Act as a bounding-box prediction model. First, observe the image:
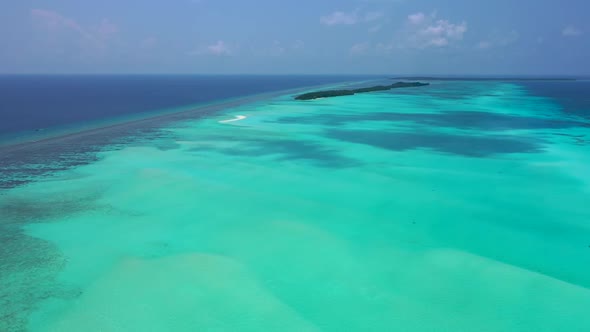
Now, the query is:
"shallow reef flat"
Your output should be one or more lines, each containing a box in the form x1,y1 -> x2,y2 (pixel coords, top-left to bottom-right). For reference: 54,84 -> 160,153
2,80 -> 590,331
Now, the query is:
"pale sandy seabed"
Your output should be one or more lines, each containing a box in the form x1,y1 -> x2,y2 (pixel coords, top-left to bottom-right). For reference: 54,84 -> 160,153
1,81 -> 590,331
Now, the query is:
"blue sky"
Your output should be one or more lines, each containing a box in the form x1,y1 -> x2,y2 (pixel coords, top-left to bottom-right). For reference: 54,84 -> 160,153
0,0 -> 588,75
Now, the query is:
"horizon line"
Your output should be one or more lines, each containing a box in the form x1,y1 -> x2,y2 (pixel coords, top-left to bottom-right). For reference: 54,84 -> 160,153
0,73 -> 588,78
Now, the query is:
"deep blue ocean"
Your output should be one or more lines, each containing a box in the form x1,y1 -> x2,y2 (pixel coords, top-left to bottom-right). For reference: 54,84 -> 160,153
0,75 -> 372,137
522,80 -> 590,119
1,76 -> 588,140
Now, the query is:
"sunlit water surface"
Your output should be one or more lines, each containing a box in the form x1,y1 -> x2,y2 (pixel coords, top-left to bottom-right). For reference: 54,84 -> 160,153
1,80 -> 590,331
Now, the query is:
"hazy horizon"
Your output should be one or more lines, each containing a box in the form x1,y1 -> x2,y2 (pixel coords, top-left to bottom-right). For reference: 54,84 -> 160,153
1,73 -> 588,78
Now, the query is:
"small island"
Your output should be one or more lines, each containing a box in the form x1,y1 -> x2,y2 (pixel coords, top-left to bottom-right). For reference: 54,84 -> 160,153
390,76 -> 577,81
295,82 -> 429,100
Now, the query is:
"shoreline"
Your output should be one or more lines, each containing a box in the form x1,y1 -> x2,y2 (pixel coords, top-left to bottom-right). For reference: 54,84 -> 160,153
294,81 -> 429,100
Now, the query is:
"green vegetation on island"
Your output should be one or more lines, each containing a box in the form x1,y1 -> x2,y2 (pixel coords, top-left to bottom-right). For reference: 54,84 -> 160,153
295,82 -> 429,100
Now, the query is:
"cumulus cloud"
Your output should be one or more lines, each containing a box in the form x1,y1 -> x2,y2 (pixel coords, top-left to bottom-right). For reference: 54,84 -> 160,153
405,12 -> 467,48
422,20 -> 467,46
562,25 -> 582,37
408,12 -> 425,25
346,11 -> 467,55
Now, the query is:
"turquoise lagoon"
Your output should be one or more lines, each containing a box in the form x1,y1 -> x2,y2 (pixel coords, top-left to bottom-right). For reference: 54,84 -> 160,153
1,80 -> 590,331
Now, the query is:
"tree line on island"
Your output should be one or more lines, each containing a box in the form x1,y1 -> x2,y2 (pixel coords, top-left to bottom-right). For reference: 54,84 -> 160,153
295,82 -> 429,100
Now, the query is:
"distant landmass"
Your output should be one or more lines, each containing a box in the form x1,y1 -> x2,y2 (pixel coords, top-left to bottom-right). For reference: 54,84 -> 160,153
295,82 -> 429,100
390,77 -> 577,81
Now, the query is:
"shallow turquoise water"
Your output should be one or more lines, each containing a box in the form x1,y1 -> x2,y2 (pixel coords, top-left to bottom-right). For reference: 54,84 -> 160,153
2,81 -> 590,331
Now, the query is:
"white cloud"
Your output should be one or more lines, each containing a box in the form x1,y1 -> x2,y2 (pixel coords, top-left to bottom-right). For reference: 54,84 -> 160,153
400,12 -> 467,48
562,25 -> 582,37
429,37 -> 449,47
423,20 -> 467,39
207,40 -> 231,55
321,11 -> 358,26
345,11 -> 467,55
408,12 -> 425,25
417,19 -> 467,47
